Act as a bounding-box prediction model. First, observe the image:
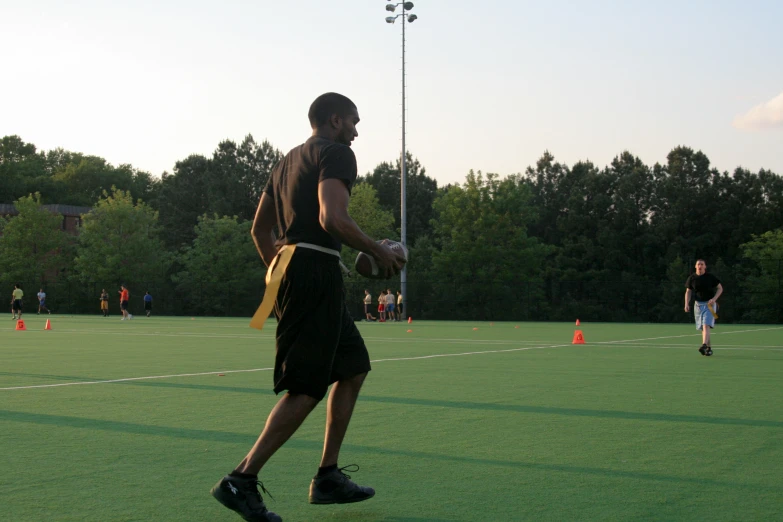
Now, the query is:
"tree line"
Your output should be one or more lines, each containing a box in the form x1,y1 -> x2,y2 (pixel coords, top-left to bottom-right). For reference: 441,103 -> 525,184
1,134 -> 781,322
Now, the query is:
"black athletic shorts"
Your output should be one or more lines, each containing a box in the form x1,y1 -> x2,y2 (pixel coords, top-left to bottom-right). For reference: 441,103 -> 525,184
12,300 -> 22,311
120,300 -> 128,310
272,248 -> 371,401
144,302 -> 152,310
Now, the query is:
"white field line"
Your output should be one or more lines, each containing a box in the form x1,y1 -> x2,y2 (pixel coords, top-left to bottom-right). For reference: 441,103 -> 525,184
0,343 -> 568,391
2,327 -> 781,392
599,326 -> 783,344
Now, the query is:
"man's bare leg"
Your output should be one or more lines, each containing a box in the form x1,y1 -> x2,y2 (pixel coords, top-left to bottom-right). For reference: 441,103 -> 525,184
235,392 -> 319,475
319,372 -> 367,468
704,326 -> 711,347
309,372 -> 374,505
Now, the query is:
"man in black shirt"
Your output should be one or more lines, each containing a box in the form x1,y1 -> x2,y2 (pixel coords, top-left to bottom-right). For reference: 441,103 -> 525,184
211,93 -> 406,522
684,259 -> 723,356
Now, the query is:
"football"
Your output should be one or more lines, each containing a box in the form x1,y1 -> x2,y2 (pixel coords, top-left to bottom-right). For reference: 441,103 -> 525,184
355,240 -> 408,279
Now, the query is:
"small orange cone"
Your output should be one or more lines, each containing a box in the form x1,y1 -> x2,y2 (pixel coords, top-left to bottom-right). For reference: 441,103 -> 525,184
407,317 -> 412,324
473,327 -> 479,331
575,319 -> 580,326
515,325 -> 520,329
406,329 -> 412,333
572,330 -> 585,344
15,320 -> 26,331
44,319 -> 52,330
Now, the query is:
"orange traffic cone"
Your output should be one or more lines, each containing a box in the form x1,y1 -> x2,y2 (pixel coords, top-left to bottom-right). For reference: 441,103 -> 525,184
575,319 -> 580,326
572,330 -> 585,344
44,319 -> 52,330
15,319 -> 26,331
407,317 -> 412,324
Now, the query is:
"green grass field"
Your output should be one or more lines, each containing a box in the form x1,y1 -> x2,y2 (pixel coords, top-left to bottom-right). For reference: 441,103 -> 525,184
1,315 -> 781,521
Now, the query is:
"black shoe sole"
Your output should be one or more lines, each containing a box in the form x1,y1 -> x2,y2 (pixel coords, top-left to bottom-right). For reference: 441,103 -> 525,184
309,491 -> 375,505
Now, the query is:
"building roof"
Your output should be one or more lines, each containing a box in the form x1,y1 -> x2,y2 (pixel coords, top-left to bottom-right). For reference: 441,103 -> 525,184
0,203 -> 92,217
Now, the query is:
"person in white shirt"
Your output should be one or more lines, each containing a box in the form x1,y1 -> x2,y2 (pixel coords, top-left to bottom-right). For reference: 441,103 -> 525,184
37,288 -> 51,315
385,289 -> 395,321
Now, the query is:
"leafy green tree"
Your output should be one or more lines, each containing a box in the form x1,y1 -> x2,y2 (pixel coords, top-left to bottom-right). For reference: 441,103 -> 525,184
173,215 -> 265,315
342,182 -> 395,284
739,230 -> 783,323
430,171 -> 551,319
0,193 -> 73,283
157,136 -> 282,248
74,188 -> 171,284
0,136 -> 48,203
208,135 -> 282,221
358,153 -> 438,246
157,154 -> 212,248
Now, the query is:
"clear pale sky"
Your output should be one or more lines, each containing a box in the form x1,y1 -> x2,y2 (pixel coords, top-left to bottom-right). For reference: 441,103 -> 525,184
2,0 -> 781,185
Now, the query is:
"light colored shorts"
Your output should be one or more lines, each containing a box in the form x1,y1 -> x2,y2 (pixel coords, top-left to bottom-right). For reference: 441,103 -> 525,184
694,301 -> 716,330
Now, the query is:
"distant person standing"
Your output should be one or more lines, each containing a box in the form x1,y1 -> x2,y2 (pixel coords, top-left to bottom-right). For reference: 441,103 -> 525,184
363,290 -> 375,321
396,290 -> 403,322
37,288 -> 51,315
385,288 -> 395,321
377,291 -> 386,321
119,285 -> 132,321
100,289 -> 110,317
684,259 -> 723,356
144,291 -> 153,317
11,284 -> 24,320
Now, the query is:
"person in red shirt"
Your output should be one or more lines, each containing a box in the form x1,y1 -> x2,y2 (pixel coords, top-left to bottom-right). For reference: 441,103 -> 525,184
118,285 -> 132,321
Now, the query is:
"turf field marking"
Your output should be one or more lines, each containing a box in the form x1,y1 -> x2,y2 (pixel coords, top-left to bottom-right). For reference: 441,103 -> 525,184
600,326 -> 783,344
0,368 -> 273,391
3,327 -> 782,391
0,343 -> 569,391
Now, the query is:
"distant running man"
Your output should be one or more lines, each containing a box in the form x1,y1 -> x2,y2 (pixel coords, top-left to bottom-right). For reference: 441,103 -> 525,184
396,290 -> 403,321
37,288 -> 51,315
144,291 -> 153,317
684,259 -> 723,356
210,92 -> 405,522
11,284 -> 23,320
119,285 -> 132,320
100,289 -> 109,317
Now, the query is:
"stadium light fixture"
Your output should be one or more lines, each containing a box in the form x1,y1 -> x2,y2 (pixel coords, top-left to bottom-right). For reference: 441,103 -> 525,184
383,1 -> 418,316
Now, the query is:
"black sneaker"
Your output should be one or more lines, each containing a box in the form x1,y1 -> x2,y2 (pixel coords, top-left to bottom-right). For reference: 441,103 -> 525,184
309,465 -> 375,505
705,347 -> 713,356
698,345 -> 708,356
211,474 -> 281,522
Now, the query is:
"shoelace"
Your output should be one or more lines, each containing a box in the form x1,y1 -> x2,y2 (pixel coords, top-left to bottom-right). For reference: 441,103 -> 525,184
337,464 -> 360,481
251,480 -> 275,502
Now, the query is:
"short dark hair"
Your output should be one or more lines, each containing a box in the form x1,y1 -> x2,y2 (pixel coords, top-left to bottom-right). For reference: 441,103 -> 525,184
308,92 -> 356,128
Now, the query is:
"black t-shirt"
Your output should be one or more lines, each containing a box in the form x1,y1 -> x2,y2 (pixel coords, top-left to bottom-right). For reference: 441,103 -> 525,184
685,273 -> 721,302
263,136 -> 357,251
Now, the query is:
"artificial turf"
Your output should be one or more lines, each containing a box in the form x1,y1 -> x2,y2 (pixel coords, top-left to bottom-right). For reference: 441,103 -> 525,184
1,316 -> 781,521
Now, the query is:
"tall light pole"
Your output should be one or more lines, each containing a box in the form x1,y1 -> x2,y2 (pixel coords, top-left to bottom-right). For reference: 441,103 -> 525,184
385,1 -> 417,317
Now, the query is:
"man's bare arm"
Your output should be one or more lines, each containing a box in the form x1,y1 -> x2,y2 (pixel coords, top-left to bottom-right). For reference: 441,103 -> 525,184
684,289 -> 692,312
318,179 -> 382,255
710,283 -> 723,304
318,179 -> 405,277
251,192 -> 279,267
